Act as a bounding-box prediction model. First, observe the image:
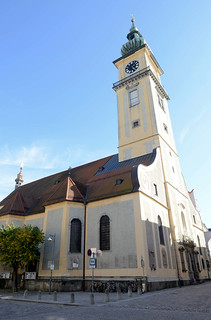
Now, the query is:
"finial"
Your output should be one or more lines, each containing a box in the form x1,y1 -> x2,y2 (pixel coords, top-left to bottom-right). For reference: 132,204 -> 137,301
130,13 -> 135,23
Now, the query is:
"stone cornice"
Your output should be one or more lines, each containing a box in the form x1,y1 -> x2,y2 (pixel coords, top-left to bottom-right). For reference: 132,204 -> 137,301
112,66 -> 170,100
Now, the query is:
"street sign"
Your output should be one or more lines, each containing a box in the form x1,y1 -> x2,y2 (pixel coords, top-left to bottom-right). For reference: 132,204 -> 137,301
87,249 -> 92,256
90,248 -> 96,258
89,258 -> 96,269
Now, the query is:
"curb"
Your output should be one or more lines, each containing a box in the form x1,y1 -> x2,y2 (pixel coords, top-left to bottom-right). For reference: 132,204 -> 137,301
0,297 -> 83,307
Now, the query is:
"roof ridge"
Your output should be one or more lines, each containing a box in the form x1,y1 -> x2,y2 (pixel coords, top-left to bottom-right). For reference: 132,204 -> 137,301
10,192 -> 25,214
43,177 -> 69,205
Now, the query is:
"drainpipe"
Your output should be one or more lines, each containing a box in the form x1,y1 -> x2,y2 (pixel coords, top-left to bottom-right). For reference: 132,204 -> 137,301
83,186 -> 89,291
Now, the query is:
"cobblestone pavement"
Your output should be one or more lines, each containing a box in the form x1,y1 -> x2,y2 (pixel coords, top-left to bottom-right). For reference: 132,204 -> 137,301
0,282 -> 210,319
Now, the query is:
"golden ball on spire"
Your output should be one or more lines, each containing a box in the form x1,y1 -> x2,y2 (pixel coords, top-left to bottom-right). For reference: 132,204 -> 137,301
130,13 -> 135,22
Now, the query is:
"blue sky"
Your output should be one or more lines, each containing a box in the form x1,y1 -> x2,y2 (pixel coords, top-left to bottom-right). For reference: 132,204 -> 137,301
0,1 -> 210,227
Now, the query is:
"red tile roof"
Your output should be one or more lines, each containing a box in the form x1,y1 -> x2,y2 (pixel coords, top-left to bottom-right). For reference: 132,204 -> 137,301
0,151 -> 156,217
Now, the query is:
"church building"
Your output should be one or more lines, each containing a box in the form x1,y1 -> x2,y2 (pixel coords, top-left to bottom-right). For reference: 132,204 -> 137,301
0,19 -> 209,292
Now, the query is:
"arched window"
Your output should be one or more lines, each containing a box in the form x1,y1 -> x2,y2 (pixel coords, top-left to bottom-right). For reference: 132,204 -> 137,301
100,215 -> 110,251
158,216 -> 165,245
70,219 -> 81,253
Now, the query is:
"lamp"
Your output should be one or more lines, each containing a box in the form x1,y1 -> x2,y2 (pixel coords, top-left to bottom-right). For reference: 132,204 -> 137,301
47,233 -> 56,294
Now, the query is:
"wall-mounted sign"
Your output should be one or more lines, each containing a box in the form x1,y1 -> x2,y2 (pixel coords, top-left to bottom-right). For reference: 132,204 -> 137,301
1,272 -> 10,279
25,272 -> 36,280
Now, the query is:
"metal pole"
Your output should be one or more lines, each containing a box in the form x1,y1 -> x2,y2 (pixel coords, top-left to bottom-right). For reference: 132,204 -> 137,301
91,252 -> 95,293
48,234 -> 55,295
92,268 -> 94,293
49,269 -> 52,295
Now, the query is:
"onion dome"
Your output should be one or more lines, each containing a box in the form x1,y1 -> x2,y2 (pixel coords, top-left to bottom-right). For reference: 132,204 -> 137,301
121,17 -> 145,56
15,165 -> 23,189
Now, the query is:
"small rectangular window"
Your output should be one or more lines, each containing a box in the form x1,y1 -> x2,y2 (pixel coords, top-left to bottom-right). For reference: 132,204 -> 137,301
154,184 -> 158,196
163,123 -> 168,133
129,89 -> 139,107
158,94 -> 165,111
132,120 -> 140,128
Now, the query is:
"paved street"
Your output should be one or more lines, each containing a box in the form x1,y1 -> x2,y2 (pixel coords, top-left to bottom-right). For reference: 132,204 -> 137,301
0,282 -> 211,319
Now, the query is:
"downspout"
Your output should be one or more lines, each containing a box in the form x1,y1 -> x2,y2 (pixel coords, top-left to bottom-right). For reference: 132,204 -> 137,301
83,186 -> 89,291
159,149 -> 182,287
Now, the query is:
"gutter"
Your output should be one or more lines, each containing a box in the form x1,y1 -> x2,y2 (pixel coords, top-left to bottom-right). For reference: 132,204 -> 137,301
82,186 -> 89,291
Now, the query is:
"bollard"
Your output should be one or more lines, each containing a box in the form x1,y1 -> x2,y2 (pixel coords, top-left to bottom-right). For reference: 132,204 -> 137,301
89,293 -> 94,305
137,285 -> 142,295
104,288 -> 109,302
23,290 -> 28,299
128,285 -> 132,297
37,290 -> 42,300
53,291 -> 57,301
70,292 -> 75,303
117,287 -> 121,300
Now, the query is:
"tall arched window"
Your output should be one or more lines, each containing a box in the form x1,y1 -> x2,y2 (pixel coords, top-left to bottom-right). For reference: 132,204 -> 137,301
158,215 -> 165,245
70,219 -> 81,253
100,215 -> 110,251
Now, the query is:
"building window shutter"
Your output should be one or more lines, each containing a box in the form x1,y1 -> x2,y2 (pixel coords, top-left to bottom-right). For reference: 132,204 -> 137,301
100,215 -> 110,251
70,219 -> 81,253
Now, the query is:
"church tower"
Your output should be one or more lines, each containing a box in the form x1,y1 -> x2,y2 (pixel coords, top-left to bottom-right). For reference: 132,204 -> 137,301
113,18 -> 176,163
15,165 -> 23,189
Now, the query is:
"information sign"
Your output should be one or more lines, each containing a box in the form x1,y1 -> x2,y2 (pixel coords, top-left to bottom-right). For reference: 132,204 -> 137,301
89,258 -> 96,269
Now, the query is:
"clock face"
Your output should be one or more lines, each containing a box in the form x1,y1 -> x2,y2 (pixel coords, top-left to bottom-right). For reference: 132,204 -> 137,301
125,60 -> 139,74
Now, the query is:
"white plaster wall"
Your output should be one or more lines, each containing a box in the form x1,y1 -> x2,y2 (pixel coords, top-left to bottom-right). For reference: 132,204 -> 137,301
139,192 -> 176,280
86,199 -> 137,269
137,148 -> 167,207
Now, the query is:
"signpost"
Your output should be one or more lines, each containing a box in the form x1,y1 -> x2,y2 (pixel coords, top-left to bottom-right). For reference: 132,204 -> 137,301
88,248 -> 96,293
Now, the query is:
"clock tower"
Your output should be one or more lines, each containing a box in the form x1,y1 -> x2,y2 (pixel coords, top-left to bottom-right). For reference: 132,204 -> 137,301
113,18 -> 176,162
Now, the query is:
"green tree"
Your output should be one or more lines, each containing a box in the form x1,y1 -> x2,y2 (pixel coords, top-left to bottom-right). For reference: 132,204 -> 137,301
0,224 -> 45,292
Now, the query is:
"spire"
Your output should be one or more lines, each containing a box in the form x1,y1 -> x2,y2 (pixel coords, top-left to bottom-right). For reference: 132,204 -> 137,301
15,164 -> 23,189
121,16 -> 145,56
